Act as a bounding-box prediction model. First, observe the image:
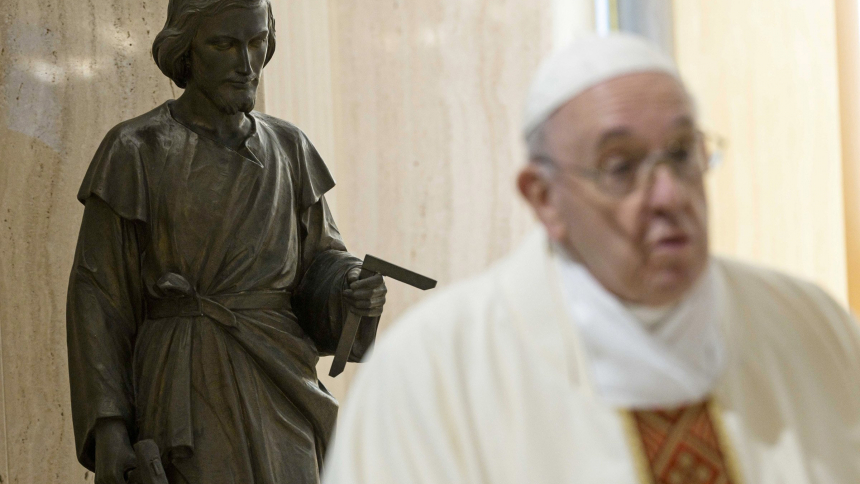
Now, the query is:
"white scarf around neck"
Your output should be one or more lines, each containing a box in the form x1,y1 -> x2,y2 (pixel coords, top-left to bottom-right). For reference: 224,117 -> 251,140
553,249 -> 726,409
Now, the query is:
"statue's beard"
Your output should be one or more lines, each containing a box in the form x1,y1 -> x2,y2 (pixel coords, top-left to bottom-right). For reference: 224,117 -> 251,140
200,82 -> 257,115
189,61 -> 258,115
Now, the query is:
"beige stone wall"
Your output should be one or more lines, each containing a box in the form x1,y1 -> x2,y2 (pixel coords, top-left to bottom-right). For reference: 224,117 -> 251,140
673,0 -> 851,308
263,0 -> 557,400
0,1 -> 173,482
324,0 -> 553,395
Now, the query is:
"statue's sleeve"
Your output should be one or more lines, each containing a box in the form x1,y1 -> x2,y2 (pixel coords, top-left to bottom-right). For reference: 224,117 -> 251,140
66,196 -> 144,471
76,124 -> 148,222
289,130 -> 377,360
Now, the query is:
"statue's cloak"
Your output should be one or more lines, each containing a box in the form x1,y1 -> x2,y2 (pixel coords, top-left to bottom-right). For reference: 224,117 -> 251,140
67,102 -> 374,483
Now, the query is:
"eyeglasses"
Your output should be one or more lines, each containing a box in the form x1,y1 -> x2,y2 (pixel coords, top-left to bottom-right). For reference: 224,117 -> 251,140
534,131 -> 725,197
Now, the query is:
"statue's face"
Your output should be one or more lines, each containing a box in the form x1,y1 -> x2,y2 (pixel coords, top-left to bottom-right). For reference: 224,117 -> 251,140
187,4 -> 269,114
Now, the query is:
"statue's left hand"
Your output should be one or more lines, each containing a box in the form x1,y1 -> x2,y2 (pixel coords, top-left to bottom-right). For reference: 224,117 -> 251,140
344,267 -> 387,317
94,418 -> 136,484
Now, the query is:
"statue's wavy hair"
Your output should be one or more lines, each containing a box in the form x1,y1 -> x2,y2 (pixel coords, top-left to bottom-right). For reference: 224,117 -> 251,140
152,0 -> 276,89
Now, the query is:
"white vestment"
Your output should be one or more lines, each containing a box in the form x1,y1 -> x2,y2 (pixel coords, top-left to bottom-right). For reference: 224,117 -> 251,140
323,231 -> 860,484
554,248 -> 726,409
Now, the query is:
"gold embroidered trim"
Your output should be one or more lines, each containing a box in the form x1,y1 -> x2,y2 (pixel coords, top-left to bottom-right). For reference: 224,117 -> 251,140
620,409 -> 657,484
707,399 -> 746,484
622,398 -> 743,484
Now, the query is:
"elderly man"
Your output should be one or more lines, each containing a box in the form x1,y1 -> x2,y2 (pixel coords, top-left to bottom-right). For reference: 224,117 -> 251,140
323,34 -> 860,484
66,0 -> 387,483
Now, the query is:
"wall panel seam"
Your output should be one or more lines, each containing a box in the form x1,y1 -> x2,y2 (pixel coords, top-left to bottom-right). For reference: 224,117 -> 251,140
1,323 -> 8,483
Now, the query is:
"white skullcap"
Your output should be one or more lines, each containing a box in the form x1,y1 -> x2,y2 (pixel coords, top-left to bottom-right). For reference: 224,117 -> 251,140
523,33 -> 680,137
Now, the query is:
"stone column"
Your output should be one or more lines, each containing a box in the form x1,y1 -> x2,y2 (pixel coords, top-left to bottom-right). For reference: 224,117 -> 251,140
835,0 -> 860,313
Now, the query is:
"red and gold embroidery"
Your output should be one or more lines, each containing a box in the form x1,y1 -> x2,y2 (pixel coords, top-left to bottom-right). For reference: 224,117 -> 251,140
623,400 -> 743,484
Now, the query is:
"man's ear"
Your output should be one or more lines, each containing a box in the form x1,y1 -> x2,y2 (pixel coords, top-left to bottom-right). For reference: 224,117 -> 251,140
517,163 -> 566,242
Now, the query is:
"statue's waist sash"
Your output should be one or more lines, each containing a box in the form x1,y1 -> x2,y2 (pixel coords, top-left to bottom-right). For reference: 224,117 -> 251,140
146,290 -> 293,328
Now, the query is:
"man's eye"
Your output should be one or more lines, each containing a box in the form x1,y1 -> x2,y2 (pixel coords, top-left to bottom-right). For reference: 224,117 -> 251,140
666,137 -> 696,160
667,145 -> 693,164
603,156 -> 638,176
251,39 -> 266,48
213,41 -> 233,50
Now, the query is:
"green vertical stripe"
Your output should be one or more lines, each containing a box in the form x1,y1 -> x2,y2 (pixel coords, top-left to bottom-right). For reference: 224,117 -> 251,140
609,0 -> 620,31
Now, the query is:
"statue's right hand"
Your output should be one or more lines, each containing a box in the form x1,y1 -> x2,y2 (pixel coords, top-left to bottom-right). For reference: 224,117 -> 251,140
94,419 -> 137,484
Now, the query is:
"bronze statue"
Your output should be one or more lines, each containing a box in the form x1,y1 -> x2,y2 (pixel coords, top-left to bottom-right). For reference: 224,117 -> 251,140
65,0 -> 387,482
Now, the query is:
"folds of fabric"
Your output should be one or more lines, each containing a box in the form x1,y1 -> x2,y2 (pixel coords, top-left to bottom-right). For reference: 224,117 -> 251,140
66,197 -> 144,470
67,103 -> 372,482
293,250 -> 370,360
554,253 -> 726,409
323,230 -> 860,484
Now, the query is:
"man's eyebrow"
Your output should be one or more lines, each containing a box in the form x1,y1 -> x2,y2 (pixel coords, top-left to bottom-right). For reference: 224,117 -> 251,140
595,116 -> 696,148
206,34 -> 235,43
596,128 -> 634,149
672,116 -> 695,128
205,30 -> 268,42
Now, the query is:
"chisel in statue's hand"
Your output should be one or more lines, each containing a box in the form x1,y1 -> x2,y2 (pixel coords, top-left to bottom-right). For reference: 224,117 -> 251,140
330,255 -> 436,377
125,440 -> 168,484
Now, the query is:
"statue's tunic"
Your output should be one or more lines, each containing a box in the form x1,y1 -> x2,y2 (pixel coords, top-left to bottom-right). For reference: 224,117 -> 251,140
67,102 -> 373,483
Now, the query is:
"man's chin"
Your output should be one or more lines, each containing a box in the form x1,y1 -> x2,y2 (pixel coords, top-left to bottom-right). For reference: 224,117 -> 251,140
228,95 -> 256,114
211,89 -> 257,115
235,91 -> 257,113
643,260 -> 707,305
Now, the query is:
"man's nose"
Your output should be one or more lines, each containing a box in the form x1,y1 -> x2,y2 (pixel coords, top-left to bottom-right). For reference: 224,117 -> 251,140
645,164 -> 688,209
237,46 -> 253,74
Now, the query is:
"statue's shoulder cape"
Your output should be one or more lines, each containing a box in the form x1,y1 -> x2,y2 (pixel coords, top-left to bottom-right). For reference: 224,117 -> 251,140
77,103 -> 336,222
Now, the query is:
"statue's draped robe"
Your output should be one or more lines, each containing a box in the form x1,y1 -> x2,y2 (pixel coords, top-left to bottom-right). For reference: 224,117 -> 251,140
67,102 -> 374,484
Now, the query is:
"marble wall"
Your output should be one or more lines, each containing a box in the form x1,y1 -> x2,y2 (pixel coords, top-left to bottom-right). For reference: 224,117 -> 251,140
674,0 -> 852,308
322,0 -> 555,394
263,0 -> 559,400
0,1 -> 173,482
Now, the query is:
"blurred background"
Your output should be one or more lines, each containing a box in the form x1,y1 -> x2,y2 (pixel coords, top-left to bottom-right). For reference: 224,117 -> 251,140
1,0 -> 859,481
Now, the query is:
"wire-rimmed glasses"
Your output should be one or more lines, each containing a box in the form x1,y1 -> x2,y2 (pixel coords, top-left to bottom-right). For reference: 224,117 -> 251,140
533,131 -> 725,197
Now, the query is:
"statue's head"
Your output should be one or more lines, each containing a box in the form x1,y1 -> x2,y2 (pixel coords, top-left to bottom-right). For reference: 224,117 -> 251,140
152,0 -> 276,114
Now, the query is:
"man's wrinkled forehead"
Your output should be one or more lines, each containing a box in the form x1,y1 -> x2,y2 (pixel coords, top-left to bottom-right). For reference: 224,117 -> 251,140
575,72 -> 693,129
544,72 -> 695,156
